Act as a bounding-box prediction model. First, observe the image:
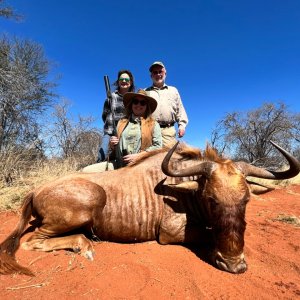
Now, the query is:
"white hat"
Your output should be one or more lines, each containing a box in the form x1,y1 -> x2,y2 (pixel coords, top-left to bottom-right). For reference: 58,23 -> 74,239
149,61 -> 165,72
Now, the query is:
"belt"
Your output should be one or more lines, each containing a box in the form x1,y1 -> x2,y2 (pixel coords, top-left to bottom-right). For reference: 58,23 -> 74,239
159,122 -> 175,128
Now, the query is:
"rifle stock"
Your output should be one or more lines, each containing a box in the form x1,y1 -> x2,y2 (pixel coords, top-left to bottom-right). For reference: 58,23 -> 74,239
103,75 -> 124,168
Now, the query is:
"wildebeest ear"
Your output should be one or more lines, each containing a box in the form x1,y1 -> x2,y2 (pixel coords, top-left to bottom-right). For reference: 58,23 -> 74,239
246,179 -> 275,195
166,181 -> 199,193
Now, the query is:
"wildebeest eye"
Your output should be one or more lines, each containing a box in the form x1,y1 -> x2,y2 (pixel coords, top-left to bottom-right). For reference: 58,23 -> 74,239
208,197 -> 217,204
208,197 -> 218,210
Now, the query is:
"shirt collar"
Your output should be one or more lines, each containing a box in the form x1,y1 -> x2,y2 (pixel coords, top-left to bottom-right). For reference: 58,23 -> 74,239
115,90 -> 123,97
130,114 -> 141,123
151,83 -> 168,90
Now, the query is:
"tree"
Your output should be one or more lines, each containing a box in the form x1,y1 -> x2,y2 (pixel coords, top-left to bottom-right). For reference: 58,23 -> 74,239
291,113 -> 300,161
292,113 -> 300,143
45,99 -> 102,163
0,35 -> 56,152
0,0 -> 21,20
210,102 -> 295,168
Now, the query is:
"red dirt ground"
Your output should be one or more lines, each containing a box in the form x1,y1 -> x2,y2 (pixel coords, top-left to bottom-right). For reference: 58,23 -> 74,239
0,185 -> 300,300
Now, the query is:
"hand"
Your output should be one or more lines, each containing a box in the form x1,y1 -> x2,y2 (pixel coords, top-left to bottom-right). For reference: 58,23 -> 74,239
123,153 -> 139,164
109,136 -> 119,149
178,128 -> 185,138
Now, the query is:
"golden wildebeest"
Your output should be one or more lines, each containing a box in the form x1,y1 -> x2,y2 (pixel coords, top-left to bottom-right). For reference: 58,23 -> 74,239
0,141 -> 299,276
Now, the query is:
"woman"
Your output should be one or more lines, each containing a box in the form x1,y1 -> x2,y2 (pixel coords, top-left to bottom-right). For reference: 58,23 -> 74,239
82,89 -> 162,172
98,70 -> 135,162
110,89 -> 162,166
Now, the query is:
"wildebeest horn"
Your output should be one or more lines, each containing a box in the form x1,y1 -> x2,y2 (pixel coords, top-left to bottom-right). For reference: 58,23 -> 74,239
162,142 -> 214,177
167,181 -> 199,192
235,140 -> 300,180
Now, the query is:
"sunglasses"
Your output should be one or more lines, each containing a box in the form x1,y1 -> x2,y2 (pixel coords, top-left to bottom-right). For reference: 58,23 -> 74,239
119,77 -> 130,82
132,99 -> 146,106
152,70 -> 163,75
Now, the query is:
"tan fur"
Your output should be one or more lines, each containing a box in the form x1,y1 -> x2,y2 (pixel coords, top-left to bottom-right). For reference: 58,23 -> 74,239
208,162 -> 248,205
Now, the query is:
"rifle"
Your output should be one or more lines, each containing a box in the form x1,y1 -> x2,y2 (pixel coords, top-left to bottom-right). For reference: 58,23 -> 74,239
104,75 -> 124,169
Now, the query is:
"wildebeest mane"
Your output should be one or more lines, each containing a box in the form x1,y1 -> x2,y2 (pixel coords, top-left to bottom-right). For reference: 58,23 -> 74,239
203,144 -> 229,164
129,143 -> 227,167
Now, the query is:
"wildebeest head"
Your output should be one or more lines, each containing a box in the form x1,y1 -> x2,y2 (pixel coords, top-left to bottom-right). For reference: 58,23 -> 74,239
162,141 -> 300,274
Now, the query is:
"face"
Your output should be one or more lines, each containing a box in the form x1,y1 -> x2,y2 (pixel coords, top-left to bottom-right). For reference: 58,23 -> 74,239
118,73 -> 131,91
151,66 -> 166,87
202,171 -> 249,274
131,97 -> 147,117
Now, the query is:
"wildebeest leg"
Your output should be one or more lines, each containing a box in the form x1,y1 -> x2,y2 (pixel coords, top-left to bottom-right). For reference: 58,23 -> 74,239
158,201 -> 188,244
21,179 -> 107,260
21,214 -> 97,260
22,230 -> 95,260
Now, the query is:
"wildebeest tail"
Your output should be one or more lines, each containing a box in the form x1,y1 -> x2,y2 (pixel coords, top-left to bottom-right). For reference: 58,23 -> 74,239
0,192 -> 35,276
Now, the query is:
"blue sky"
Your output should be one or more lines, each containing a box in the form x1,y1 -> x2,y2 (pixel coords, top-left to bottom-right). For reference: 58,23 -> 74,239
1,0 -> 300,148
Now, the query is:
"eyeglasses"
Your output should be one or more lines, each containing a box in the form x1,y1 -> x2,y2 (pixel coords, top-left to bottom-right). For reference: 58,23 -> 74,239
132,99 -> 146,106
152,70 -> 163,75
119,77 -> 130,82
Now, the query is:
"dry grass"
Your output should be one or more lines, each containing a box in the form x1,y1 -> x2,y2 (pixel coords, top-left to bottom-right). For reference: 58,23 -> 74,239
274,214 -> 300,227
0,158 -> 80,211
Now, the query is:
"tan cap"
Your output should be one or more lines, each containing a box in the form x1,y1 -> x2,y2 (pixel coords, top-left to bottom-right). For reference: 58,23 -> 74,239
123,89 -> 157,113
149,61 -> 165,72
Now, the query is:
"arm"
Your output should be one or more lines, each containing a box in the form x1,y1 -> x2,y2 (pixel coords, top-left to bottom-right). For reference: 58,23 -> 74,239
102,99 -> 110,122
174,89 -> 188,137
175,90 -> 188,128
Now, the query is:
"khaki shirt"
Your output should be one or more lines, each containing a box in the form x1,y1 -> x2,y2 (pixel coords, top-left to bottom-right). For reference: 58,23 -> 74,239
145,84 -> 188,129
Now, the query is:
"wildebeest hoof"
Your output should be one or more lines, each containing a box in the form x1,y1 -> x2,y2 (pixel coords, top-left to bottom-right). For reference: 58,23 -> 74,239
73,247 -> 81,253
21,240 -> 44,251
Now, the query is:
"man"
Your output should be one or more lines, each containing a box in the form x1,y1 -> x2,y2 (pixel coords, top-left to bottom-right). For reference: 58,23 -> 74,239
145,61 -> 188,146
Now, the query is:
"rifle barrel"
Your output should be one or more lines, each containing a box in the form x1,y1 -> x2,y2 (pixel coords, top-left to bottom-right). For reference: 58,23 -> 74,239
104,75 -> 111,98
103,75 -> 123,169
